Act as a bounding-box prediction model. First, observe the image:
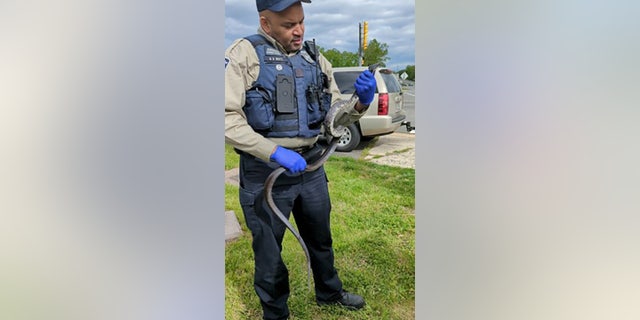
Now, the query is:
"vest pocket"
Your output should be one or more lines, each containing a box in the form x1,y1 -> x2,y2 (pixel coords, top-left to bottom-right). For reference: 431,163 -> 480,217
307,91 -> 331,129
244,87 -> 274,130
307,99 -> 323,128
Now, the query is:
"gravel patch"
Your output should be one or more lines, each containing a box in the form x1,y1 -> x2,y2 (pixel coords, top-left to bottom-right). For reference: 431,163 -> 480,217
366,148 -> 415,169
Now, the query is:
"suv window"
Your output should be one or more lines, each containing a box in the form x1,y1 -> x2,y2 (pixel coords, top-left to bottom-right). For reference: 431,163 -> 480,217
379,72 -> 402,93
333,68 -> 401,94
333,71 -> 376,94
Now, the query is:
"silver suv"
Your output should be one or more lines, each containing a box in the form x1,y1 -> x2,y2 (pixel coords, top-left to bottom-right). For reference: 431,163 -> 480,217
329,66 -> 406,152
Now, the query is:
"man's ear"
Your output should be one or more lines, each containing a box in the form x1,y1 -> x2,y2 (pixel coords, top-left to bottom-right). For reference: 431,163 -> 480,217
259,15 -> 271,34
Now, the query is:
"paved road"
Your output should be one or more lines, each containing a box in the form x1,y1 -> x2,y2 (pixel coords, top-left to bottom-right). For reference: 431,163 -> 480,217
396,85 -> 415,133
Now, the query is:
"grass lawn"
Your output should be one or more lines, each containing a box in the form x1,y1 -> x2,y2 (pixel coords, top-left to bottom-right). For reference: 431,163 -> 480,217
225,144 -> 415,319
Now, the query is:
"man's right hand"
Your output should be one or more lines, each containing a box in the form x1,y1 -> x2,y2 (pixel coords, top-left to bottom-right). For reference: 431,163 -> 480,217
270,146 -> 307,173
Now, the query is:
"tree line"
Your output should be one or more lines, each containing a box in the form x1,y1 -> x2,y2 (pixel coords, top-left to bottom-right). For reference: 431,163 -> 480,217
318,39 -> 415,81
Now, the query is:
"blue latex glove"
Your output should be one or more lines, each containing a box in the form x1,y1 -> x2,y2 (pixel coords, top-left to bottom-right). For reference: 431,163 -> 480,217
270,146 -> 307,173
353,69 -> 376,105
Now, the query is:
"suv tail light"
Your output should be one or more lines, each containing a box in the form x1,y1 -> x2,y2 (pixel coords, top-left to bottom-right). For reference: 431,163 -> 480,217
378,93 -> 389,115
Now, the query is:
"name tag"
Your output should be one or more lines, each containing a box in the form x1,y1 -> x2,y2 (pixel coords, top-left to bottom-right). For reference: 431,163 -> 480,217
265,47 -> 286,63
265,55 -> 286,63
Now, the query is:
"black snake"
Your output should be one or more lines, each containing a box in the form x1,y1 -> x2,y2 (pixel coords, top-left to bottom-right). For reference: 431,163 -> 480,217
263,137 -> 341,291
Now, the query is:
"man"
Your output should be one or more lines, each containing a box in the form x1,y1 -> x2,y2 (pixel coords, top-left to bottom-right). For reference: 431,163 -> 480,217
224,0 -> 376,319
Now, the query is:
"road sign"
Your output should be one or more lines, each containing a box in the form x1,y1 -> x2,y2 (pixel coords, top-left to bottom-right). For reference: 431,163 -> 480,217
400,72 -> 408,80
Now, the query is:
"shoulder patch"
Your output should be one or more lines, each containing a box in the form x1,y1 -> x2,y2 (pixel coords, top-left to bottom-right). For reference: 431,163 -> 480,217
225,56 -> 230,69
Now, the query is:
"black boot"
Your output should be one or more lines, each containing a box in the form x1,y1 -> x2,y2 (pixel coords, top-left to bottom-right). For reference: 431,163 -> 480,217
317,290 -> 365,310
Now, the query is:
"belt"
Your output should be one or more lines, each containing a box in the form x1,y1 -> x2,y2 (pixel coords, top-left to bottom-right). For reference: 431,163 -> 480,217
234,143 -> 318,159
299,143 -> 322,164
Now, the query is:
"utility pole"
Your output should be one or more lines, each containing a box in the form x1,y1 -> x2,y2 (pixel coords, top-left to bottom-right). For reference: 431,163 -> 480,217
358,22 -> 363,66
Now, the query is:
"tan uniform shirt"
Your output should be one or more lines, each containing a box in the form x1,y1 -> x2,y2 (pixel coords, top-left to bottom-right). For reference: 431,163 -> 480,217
225,28 -> 365,162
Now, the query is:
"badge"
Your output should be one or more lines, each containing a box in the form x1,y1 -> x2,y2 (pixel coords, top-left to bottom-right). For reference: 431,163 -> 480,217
276,64 -> 283,71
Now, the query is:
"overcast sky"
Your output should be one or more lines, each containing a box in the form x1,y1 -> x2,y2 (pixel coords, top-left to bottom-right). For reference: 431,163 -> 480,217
225,0 -> 415,71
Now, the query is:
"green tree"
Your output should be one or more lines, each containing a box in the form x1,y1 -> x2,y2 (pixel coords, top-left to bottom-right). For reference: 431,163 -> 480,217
319,48 -> 360,67
363,39 -> 390,67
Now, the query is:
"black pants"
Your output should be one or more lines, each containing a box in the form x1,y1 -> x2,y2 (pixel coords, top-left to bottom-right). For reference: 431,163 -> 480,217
238,149 -> 343,320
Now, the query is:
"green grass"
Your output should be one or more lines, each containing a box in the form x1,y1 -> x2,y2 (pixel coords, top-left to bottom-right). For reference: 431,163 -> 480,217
225,144 -> 240,170
225,144 -> 415,319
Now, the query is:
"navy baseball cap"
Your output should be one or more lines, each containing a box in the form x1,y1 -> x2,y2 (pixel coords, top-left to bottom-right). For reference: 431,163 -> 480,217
257,0 -> 311,12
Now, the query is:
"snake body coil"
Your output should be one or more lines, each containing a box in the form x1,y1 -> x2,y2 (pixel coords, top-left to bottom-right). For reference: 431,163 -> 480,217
263,137 -> 340,291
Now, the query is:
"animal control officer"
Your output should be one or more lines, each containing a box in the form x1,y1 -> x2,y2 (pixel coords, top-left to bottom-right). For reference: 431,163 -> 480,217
224,0 -> 376,318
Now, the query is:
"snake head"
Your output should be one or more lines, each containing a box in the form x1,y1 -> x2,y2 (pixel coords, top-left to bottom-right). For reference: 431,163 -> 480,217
368,63 -> 380,74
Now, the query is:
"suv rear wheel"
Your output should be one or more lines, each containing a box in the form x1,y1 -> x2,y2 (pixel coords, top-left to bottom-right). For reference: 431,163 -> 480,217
336,123 -> 361,152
